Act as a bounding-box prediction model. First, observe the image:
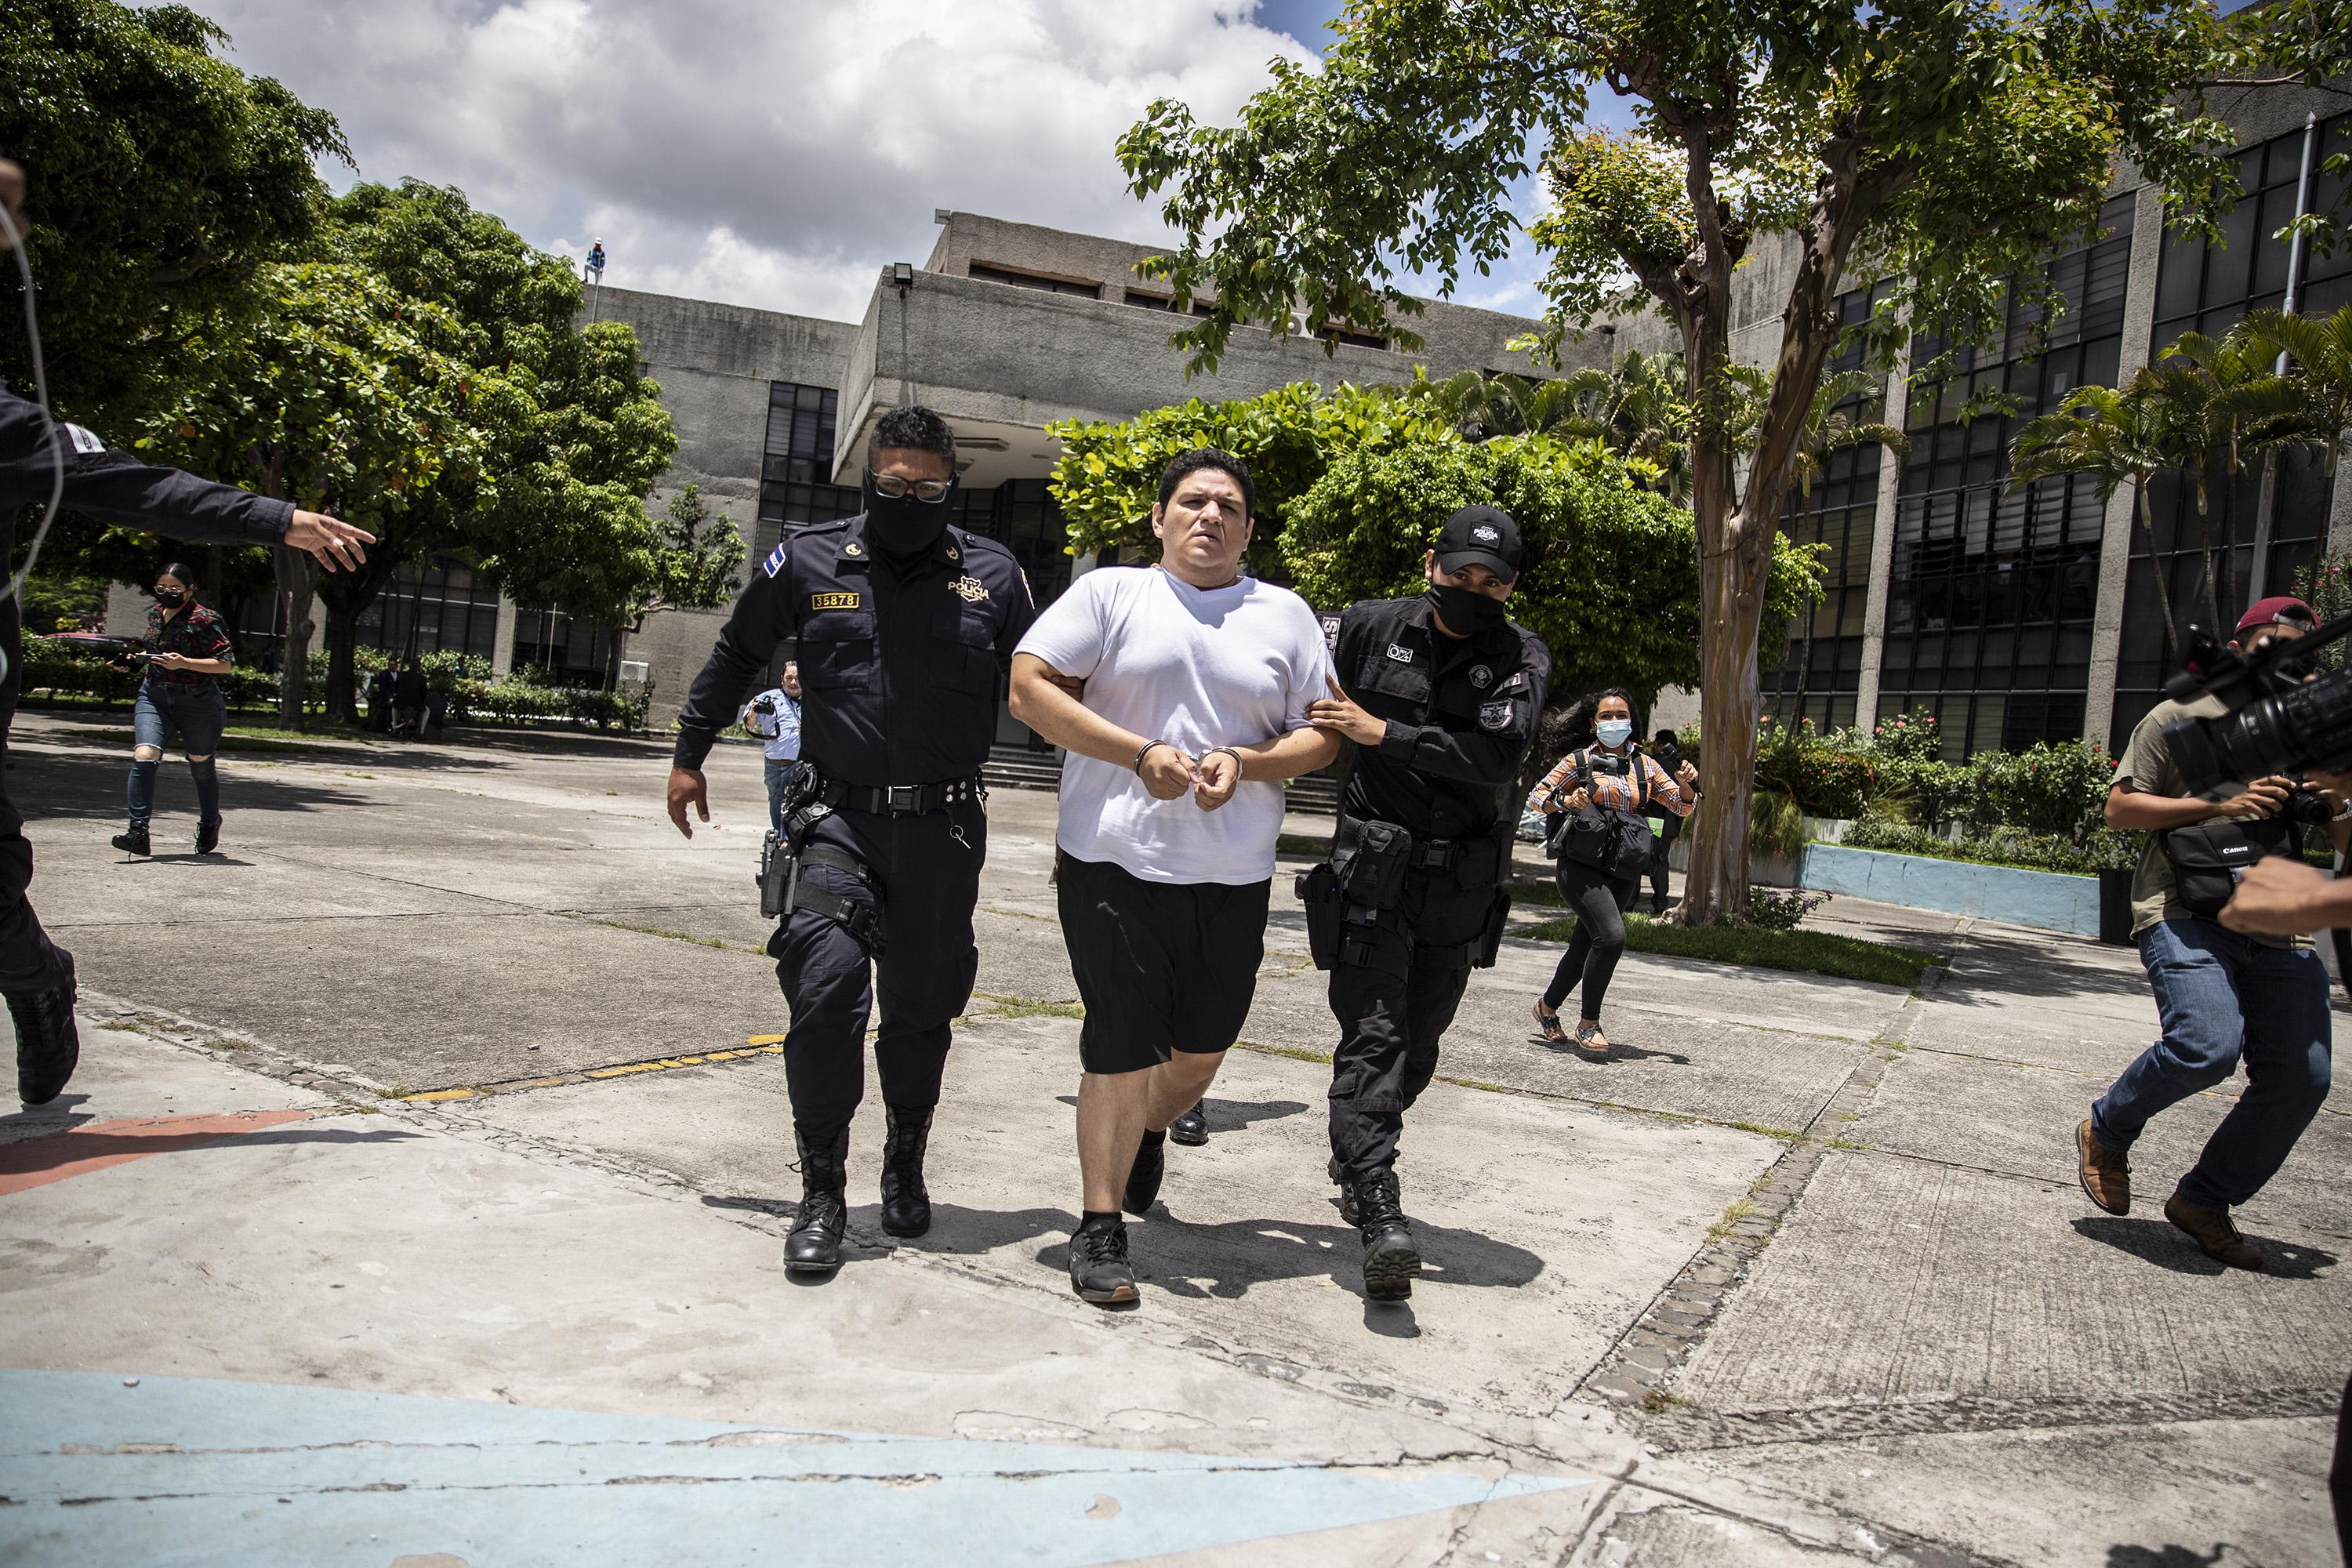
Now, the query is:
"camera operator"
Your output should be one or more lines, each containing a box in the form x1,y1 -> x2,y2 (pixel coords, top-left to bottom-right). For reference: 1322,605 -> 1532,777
107,562 -> 234,858
739,662 -> 803,837
2074,597 -> 2347,1271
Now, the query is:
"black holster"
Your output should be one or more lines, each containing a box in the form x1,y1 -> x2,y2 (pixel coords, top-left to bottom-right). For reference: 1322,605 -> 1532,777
1298,862 -> 1342,971
759,765 -> 887,955
1332,816 -> 1414,909
1475,887 -> 1512,969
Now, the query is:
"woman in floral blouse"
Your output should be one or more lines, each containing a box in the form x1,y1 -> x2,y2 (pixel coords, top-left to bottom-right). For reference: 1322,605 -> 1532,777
110,563 -> 235,858
1526,689 -> 1698,1054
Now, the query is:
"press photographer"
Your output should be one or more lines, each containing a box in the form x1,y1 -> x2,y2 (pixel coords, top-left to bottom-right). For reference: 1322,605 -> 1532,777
2074,596 -> 2349,1272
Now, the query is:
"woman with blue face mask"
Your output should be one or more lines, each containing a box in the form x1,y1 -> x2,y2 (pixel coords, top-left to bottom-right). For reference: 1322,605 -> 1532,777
1526,688 -> 1699,1055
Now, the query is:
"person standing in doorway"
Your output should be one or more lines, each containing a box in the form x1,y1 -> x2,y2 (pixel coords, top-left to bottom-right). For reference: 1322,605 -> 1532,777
1527,690 -> 1697,1055
1009,448 -> 1338,1306
740,662 -> 804,837
109,564 -> 234,858
1299,505 -> 1548,1301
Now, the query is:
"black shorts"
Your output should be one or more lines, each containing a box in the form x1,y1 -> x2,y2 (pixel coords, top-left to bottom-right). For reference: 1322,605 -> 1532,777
1055,851 -> 1272,1075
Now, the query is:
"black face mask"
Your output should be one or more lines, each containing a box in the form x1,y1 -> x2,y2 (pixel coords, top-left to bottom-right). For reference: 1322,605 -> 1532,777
1426,583 -> 1505,637
862,474 -> 956,560
154,589 -> 186,609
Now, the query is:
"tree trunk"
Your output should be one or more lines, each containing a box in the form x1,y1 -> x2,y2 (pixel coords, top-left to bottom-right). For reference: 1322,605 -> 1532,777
273,550 -> 318,730
324,604 -> 361,728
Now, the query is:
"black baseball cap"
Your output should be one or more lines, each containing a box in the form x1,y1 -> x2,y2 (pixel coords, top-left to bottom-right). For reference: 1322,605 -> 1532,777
1434,506 -> 1521,582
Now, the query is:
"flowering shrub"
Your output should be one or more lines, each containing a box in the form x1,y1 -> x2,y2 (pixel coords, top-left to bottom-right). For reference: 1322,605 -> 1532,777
1869,706 -> 1944,764
1960,740 -> 2115,839
1754,717 -> 1875,818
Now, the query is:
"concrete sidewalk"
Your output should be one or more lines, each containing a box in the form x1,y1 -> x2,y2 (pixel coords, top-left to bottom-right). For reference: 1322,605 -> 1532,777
4,710 -> 2346,1565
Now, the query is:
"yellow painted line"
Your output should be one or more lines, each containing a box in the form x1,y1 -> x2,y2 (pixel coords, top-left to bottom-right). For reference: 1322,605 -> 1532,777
747,1034 -> 788,1046
395,1042 -> 787,1105
407,1088 -> 476,1102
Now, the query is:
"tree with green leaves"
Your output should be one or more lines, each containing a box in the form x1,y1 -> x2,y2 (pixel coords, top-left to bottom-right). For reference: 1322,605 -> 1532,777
0,0 -> 343,426
303,181 -> 677,718
590,484 -> 746,688
1049,379 -> 1461,574
1116,0 -> 2250,922
137,263 -> 486,726
2239,303 -> 2352,477
2147,331 -> 2303,635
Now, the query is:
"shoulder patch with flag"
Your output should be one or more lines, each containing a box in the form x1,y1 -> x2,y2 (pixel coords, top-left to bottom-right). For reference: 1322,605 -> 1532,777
761,543 -> 788,579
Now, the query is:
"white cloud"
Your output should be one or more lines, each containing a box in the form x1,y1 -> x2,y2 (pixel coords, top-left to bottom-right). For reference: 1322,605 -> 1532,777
187,0 -> 1328,321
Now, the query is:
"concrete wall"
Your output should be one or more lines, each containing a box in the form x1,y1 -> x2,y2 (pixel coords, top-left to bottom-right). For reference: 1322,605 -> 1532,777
586,288 -> 857,723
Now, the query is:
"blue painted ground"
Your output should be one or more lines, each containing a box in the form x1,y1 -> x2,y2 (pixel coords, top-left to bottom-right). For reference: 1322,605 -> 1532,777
0,1370 -> 1587,1566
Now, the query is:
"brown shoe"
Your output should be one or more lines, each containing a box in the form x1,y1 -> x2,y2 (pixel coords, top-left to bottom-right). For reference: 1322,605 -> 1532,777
2164,1194 -> 2264,1271
2075,1119 -> 2130,1216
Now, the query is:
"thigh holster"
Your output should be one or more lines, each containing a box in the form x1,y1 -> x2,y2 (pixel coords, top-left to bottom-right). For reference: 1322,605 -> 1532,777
760,833 -> 885,956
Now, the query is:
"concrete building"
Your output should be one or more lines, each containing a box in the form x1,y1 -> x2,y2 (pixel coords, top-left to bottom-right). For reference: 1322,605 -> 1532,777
131,84 -> 2347,758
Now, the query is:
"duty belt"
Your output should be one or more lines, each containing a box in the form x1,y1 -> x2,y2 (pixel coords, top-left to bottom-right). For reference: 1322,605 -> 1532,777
819,775 -> 985,818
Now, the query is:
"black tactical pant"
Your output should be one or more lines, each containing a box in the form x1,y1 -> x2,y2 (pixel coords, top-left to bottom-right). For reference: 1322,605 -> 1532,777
1327,865 -> 1495,1182
768,796 -> 985,1144
0,655 -> 71,999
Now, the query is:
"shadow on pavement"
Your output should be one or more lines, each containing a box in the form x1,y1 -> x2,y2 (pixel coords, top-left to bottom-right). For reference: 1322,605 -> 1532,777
2105,1545 -> 2230,1567
1933,924 -> 2157,1007
2071,1215 -> 2339,1280
0,1123 -> 421,1181
14,746 -> 376,822
1530,1034 -> 1693,1066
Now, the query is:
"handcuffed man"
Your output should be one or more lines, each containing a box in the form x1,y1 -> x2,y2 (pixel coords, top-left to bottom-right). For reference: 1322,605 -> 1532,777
1008,448 -> 1338,1305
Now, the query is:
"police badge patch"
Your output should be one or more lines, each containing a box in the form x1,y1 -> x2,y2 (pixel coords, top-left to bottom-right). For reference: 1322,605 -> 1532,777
1320,615 -> 1341,652
1470,665 -> 1493,688
1479,700 -> 1512,731
952,575 -> 991,604
761,543 -> 789,579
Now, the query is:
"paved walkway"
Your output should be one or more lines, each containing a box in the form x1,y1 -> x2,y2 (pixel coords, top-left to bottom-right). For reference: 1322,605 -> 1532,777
2,710 -> 2345,1565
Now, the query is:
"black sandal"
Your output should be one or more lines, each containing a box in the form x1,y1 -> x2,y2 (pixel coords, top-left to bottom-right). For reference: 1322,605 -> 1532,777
1533,999 -> 1566,1043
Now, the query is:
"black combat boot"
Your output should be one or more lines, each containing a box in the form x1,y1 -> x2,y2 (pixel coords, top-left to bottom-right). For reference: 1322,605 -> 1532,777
1168,1099 -> 1208,1146
879,1104 -> 934,1238
111,826 -> 150,858
1352,1169 -> 1420,1302
784,1127 -> 851,1273
1330,1156 -> 1405,1229
9,953 -> 80,1107
1123,1127 -> 1167,1217
195,818 -> 221,855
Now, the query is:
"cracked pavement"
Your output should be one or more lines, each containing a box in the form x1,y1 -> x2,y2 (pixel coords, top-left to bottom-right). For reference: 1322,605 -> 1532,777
1,710 -> 2344,1566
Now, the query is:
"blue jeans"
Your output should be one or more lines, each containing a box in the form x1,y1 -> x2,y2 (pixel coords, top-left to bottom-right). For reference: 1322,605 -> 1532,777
129,681 -> 227,830
2091,918 -> 2332,1210
763,759 -> 800,838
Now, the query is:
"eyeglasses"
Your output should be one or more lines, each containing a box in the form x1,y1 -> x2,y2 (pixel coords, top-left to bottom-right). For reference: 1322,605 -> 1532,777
867,470 -> 953,503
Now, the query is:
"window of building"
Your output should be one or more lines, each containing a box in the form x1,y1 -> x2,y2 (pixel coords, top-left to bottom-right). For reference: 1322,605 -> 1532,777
1875,193 -> 2134,758
356,557 -> 503,662
756,380 -> 861,558
511,605 -> 612,688
1315,323 -> 1391,351
2112,112 -> 2351,749
968,262 -> 1102,299
1769,282 -> 1892,734
1123,289 -> 1215,316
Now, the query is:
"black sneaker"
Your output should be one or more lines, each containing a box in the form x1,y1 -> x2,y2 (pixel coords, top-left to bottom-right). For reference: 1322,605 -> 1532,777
195,818 -> 220,855
1122,1128 -> 1166,1217
10,953 -> 80,1107
1069,1220 -> 1137,1305
111,827 -> 151,858
1168,1100 -> 1208,1146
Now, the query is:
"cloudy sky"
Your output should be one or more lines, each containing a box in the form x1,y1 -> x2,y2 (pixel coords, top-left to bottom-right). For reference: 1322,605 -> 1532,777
185,0 -> 1553,324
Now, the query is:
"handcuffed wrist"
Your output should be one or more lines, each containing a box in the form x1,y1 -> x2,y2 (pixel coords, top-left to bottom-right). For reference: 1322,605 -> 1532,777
1134,739 -> 1170,774
1206,746 -> 1244,781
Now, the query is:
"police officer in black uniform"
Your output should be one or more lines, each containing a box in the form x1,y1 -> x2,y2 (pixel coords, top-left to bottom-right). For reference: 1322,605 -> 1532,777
1301,506 -> 1548,1300
665,406 -> 1034,1274
0,152 -> 377,1106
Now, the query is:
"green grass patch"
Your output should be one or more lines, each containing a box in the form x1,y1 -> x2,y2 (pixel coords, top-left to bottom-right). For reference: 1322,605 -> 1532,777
1275,833 -> 1332,858
1516,911 -> 1943,989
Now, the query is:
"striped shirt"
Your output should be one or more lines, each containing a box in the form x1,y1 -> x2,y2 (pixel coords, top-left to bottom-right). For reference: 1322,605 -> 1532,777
1528,746 -> 1694,818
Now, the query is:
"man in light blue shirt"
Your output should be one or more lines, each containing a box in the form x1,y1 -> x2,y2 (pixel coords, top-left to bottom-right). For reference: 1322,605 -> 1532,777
739,662 -> 802,836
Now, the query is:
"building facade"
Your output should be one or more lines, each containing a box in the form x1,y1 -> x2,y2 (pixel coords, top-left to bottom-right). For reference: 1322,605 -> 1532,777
122,85 -> 2349,758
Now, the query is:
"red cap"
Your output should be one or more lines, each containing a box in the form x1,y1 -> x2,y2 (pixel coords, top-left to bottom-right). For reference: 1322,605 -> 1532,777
2235,595 -> 2316,636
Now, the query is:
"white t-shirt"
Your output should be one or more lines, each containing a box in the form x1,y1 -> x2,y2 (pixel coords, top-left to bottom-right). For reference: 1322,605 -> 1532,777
1016,564 -> 1334,886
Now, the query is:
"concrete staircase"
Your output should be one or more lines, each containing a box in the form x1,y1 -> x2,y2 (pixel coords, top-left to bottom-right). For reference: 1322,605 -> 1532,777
983,746 -> 1339,815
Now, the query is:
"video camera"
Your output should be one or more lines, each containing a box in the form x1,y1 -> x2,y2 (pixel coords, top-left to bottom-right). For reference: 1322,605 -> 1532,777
2160,613 -> 2352,795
